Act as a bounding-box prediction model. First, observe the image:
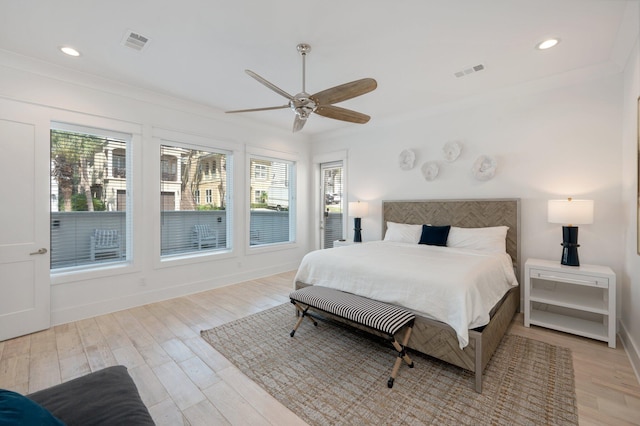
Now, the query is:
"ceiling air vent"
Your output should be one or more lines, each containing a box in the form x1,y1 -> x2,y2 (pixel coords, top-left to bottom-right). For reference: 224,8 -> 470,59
121,30 -> 150,52
454,64 -> 485,78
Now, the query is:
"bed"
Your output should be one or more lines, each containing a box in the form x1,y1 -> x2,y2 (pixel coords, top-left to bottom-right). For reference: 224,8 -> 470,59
294,198 -> 520,392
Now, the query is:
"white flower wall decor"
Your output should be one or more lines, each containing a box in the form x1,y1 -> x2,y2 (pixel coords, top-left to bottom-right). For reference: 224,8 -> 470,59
398,149 -> 416,171
471,155 -> 497,181
442,141 -> 462,162
421,161 -> 439,181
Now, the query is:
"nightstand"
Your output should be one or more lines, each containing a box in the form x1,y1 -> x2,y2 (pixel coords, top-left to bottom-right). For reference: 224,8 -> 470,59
524,258 -> 616,348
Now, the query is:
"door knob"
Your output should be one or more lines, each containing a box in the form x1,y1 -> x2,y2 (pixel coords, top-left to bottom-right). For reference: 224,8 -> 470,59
30,248 -> 48,255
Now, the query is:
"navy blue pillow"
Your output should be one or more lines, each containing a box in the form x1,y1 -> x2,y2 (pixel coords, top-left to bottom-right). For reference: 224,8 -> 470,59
0,389 -> 65,425
419,225 -> 451,246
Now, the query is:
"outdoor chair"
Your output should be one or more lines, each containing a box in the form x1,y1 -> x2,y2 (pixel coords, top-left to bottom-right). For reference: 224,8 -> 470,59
193,224 -> 218,250
90,229 -> 122,261
250,229 -> 261,246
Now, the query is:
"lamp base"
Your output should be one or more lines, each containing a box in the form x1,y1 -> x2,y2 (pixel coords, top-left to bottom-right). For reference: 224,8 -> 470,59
353,217 -> 362,243
560,226 -> 580,266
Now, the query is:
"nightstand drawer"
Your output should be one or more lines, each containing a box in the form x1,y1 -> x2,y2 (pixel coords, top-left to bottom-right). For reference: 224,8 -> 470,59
529,268 -> 608,288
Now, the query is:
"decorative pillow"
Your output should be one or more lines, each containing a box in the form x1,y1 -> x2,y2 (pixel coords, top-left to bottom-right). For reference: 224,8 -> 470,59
419,225 -> 451,247
446,226 -> 509,253
27,366 -> 155,426
383,221 -> 422,243
0,389 -> 64,425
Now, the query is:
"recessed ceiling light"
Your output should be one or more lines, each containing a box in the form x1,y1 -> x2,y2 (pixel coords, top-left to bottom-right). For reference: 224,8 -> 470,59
536,38 -> 560,50
60,46 -> 81,57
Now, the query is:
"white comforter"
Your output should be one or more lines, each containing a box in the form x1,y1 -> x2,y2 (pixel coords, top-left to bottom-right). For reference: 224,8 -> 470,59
294,241 -> 518,348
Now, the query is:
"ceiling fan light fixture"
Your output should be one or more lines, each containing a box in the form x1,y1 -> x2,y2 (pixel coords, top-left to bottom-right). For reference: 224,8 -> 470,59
536,38 -> 560,50
60,46 -> 81,57
226,43 -> 376,133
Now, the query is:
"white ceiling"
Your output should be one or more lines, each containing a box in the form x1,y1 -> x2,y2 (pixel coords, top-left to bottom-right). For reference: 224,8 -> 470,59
0,0 -> 635,135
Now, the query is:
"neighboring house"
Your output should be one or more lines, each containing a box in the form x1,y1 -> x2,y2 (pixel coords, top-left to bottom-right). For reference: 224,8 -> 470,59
54,144 -> 229,212
250,158 -> 291,210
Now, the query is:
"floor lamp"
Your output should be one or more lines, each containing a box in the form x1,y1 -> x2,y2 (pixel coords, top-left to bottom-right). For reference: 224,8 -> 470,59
548,198 -> 594,266
348,201 -> 369,243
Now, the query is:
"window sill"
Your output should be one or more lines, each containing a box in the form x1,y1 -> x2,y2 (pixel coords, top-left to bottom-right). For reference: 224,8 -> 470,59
51,260 -> 138,285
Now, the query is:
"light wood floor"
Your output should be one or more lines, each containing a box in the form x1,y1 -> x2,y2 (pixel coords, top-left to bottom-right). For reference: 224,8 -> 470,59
1,271 -> 639,425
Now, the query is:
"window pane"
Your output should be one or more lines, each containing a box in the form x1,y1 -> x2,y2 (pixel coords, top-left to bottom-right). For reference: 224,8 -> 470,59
249,157 -> 295,246
160,144 -> 229,256
322,162 -> 344,248
50,127 -> 130,269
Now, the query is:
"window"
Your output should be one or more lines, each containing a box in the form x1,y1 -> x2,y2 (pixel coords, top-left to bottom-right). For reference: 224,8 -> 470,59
322,161 -> 344,249
50,124 -> 131,270
254,190 -> 267,204
254,164 -> 267,180
112,149 -> 126,178
249,156 -> 295,246
160,144 -> 231,256
161,155 -> 177,181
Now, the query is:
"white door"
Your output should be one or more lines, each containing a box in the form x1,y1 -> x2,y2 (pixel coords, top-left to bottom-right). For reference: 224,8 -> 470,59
0,115 -> 51,341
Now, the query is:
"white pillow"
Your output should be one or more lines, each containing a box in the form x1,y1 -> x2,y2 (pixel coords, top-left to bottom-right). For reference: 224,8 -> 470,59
383,221 -> 422,243
446,226 -> 509,253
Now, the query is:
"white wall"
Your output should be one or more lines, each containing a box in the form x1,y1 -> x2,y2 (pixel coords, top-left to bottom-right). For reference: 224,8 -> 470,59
312,72 -> 624,275
0,51 -> 311,325
620,3 -> 640,381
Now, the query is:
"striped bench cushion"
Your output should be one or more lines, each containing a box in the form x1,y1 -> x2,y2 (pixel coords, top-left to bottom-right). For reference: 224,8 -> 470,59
290,286 -> 415,336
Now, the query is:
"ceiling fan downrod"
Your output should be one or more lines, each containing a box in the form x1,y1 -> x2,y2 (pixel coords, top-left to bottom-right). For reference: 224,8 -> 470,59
290,43 -> 315,121
297,43 -> 311,94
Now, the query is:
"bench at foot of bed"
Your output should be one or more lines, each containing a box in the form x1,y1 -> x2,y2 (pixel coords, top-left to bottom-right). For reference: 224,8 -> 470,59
289,285 -> 415,388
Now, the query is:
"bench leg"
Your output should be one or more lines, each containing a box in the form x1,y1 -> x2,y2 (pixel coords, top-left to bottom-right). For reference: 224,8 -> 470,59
388,325 -> 414,388
289,302 -> 318,337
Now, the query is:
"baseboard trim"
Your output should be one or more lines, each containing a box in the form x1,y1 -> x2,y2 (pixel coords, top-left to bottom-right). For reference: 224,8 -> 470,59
619,320 -> 640,385
51,262 -> 298,326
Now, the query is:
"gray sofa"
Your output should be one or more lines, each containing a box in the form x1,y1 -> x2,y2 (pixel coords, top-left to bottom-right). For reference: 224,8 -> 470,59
26,365 -> 155,425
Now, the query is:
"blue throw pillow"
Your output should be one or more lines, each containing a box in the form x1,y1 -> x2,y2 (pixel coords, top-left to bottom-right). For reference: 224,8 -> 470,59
419,224 -> 451,247
0,389 -> 65,425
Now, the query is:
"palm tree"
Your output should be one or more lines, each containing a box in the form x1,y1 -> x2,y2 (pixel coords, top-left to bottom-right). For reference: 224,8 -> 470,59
180,151 -> 204,211
51,130 -> 105,211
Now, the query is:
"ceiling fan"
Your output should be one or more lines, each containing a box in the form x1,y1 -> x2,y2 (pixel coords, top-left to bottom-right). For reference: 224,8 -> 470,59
226,43 -> 377,132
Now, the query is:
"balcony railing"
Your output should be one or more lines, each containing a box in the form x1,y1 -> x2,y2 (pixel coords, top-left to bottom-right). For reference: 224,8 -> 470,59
50,209 -> 306,269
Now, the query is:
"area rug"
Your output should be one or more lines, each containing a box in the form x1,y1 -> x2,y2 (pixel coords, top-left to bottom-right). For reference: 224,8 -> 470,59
201,303 -> 578,425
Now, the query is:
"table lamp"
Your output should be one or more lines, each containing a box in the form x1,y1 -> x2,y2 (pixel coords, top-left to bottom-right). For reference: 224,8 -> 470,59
548,198 -> 594,266
348,201 -> 369,243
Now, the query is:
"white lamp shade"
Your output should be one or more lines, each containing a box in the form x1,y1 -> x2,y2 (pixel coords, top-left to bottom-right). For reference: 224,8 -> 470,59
548,199 -> 594,225
348,201 -> 369,218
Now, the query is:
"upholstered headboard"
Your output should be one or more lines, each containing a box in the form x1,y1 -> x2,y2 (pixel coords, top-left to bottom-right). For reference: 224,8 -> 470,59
382,198 -> 521,274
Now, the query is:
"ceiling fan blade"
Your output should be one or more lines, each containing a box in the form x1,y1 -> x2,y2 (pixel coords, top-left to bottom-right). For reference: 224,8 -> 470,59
245,70 -> 294,100
226,105 -> 289,114
315,105 -> 370,124
292,115 -> 307,132
311,78 -> 377,106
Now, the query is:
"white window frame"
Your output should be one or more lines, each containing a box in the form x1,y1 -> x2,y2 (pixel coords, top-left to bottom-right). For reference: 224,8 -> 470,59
50,116 -> 142,285
152,128 -> 237,269
246,147 -> 297,253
